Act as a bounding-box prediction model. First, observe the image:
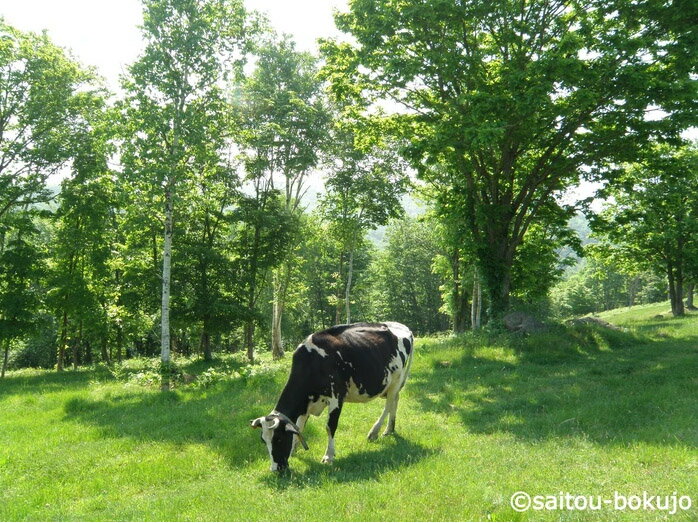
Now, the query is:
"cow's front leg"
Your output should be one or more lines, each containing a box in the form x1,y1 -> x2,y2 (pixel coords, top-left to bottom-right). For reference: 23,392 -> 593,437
322,401 -> 343,464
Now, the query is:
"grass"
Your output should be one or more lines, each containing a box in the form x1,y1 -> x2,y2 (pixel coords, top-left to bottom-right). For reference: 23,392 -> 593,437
1,302 -> 696,521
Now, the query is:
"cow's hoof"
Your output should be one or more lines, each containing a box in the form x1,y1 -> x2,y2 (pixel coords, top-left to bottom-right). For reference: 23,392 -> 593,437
321,455 -> 334,464
382,430 -> 394,437
367,431 -> 379,441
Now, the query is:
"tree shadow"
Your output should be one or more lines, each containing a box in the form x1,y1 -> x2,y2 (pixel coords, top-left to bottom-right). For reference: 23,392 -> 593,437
61,376 -> 284,469
62,378 -> 435,480
0,368 -> 99,397
261,434 -> 435,490
412,327 -> 698,448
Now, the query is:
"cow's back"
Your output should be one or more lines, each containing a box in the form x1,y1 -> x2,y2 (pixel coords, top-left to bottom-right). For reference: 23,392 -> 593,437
311,322 -> 414,403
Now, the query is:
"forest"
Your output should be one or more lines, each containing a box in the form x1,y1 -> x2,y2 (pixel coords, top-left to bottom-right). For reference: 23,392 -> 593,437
1,0 -> 696,384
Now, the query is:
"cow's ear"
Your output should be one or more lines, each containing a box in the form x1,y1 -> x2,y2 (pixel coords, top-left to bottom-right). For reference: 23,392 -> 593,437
250,417 -> 263,429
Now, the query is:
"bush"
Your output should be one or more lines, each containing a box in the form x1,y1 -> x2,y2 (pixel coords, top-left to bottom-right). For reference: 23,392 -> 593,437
10,314 -> 57,369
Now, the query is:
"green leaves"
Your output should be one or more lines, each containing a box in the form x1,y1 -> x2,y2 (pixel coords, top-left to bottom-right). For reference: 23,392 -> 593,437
0,20 -> 101,222
323,0 -> 697,317
593,142 -> 698,315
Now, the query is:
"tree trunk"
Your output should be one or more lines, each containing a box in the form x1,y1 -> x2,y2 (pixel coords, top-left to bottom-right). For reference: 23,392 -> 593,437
685,282 -> 695,310
628,276 -> 639,307
199,310 -> 212,361
161,185 -> 173,390
271,264 -> 290,359
271,298 -> 284,359
57,310 -> 68,372
345,247 -> 355,324
200,325 -> 212,361
116,324 -> 123,363
1,339 -> 9,378
72,319 -> 83,370
478,234 -> 514,320
450,250 -> 469,333
471,271 -> 482,330
100,334 -> 110,365
245,320 -> 254,363
667,262 -> 685,317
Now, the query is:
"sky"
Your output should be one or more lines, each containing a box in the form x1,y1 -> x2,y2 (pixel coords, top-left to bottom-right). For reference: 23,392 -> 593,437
0,0 -> 348,90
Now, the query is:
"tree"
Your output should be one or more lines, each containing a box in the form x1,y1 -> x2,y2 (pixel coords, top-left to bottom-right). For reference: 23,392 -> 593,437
0,214 -> 43,377
236,35 -> 328,358
368,217 -> 449,334
173,161 -> 240,361
120,0 -> 251,385
48,105 -> 115,371
0,20 -> 101,227
320,119 -> 409,323
322,0 -> 697,318
230,190 -> 294,363
592,143 -> 698,316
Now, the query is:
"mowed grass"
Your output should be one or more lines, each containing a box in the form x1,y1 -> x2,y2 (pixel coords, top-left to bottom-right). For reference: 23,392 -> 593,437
1,303 -> 696,521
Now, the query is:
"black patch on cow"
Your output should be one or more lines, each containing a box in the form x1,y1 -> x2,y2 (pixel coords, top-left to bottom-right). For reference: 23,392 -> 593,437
403,337 -> 412,354
270,425 -> 293,471
398,350 -> 406,365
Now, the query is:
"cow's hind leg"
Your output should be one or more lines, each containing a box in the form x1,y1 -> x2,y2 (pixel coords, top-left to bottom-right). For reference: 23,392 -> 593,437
368,387 -> 399,440
322,401 -> 342,464
383,390 -> 400,436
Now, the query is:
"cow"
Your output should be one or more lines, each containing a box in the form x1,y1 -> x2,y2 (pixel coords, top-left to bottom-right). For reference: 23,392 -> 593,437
250,321 -> 414,472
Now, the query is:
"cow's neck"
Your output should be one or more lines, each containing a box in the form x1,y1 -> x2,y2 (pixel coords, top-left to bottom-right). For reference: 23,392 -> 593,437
274,381 -> 312,421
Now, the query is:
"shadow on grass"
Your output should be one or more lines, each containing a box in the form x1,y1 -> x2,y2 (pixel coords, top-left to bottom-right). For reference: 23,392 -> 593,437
413,323 -> 698,447
59,365 -> 427,476
0,368 -> 102,397
261,434 -> 435,490
56,358 -> 296,470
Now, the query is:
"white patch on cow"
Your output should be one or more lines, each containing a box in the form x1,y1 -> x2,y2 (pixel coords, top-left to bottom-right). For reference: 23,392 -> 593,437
384,321 -> 414,390
385,321 -> 412,341
304,335 -> 328,357
306,395 -> 340,416
259,418 -> 275,468
322,425 -> 335,464
327,394 -> 339,412
345,376 -> 375,403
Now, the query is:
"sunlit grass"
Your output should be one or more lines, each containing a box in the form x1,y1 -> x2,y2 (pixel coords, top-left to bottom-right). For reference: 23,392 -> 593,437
1,304 -> 696,521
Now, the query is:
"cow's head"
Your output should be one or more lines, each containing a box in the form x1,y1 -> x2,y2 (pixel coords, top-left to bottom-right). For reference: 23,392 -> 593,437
250,412 -> 308,472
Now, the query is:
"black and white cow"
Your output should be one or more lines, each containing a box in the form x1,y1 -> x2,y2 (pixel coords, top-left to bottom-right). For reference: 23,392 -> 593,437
250,321 -> 414,472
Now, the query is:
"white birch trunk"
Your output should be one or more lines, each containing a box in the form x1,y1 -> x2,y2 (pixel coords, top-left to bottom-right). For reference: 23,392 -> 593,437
161,185 -> 173,374
271,269 -> 285,359
471,271 -> 482,330
345,247 -> 354,324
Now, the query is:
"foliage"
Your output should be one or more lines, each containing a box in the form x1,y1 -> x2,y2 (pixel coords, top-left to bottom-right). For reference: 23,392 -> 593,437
320,116 -> 410,323
322,0 -> 697,317
235,33 -> 329,357
551,256 -> 666,318
119,0 -> 252,370
0,19 -> 102,225
367,216 -> 449,334
0,215 -> 44,376
592,143 -> 698,316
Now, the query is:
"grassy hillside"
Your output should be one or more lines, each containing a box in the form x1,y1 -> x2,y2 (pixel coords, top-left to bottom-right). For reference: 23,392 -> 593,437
1,304 -> 696,521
